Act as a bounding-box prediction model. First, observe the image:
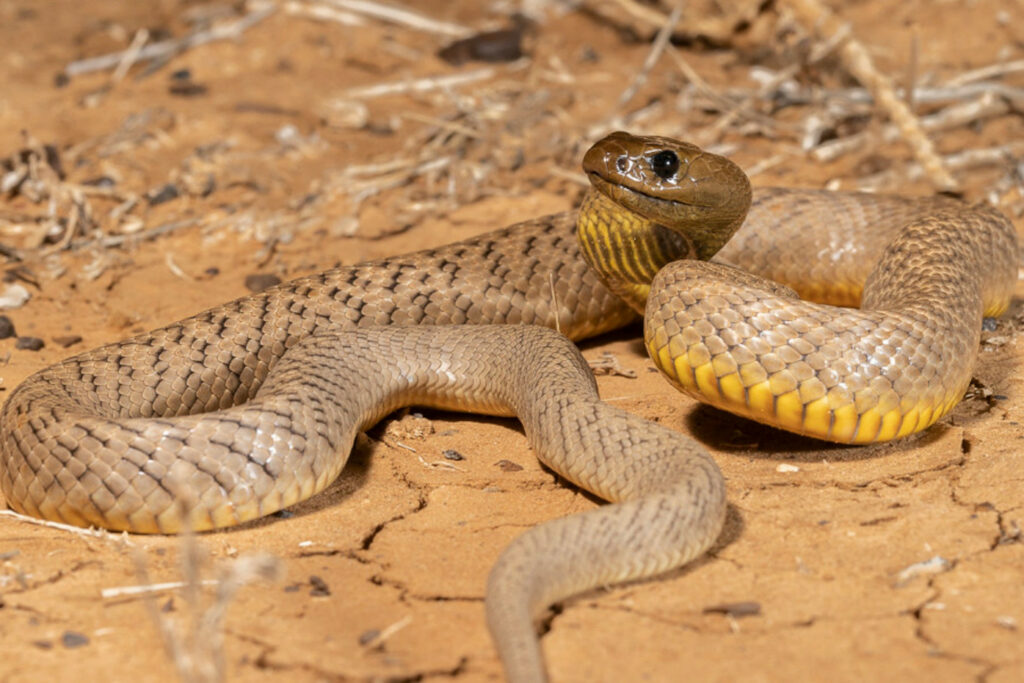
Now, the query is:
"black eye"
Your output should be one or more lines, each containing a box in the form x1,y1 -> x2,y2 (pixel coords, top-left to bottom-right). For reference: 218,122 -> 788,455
616,155 -> 629,173
650,150 -> 679,180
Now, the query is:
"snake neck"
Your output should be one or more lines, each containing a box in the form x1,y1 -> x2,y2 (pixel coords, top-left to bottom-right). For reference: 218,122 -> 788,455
576,189 -> 698,313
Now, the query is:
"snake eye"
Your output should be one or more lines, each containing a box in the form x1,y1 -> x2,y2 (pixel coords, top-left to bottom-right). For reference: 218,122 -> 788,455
616,155 -> 629,173
650,150 -> 679,180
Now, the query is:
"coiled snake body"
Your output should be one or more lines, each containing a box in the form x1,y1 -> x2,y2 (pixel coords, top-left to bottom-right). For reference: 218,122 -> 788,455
0,132 -> 1017,682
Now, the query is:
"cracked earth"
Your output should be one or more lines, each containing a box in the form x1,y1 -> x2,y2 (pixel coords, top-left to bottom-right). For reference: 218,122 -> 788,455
1,1 -> 1023,682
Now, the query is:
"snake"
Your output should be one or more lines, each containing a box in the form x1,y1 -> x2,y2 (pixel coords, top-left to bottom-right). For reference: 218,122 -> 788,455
0,131 -> 1017,682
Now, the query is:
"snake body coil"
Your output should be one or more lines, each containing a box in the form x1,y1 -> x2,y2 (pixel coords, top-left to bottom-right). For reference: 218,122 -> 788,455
0,131 -> 1017,682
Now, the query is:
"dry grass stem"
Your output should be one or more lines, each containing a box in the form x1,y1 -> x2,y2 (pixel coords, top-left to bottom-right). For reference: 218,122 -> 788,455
341,67 -> 498,99
64,4 -> 276,78
0,509 -> 127,541
612,5 -> 681,113
812,92 -> 1011,163
283,0 -> 365,26
134,498 -> 283,683
101,579 -> 219,600
319,0 -> 470,37
855,143 -> 1024,192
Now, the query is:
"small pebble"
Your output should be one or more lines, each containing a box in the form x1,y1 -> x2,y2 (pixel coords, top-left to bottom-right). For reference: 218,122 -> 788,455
703,601 -> 762,618
53,335 -> 82,348
61,631 -> 89,648
146,184 -> 180,205
496,459 -> 523,472
438,26 -> 526,65
0,283 -> 30,309
0,315 -> 15,339
309,575 -> 331,597
358,629 -> 380,645
442,449 -> 464,461
15,336 -> 44,351
245,273 -> 282,292
81,175 -> 116,187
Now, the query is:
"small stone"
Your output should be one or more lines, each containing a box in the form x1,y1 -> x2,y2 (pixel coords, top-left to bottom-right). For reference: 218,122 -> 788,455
61,630 -> 89,648
442,449 -> 464,461
496,459 -> 523,472
53,335 -> 82,348
82,175 -> 116,187
309,575 -> 331,597
244,274 -> 281,292
15,336 -> 44,351
358,629 -> 380,645
0,283 -> 30,309
0,315 -> 15,339
146,184 -> 180,205
703,601 -> 761,618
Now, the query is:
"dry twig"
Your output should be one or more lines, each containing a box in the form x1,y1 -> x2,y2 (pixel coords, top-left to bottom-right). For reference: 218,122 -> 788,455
782,0 -> 957,190
64,4 -> 276,77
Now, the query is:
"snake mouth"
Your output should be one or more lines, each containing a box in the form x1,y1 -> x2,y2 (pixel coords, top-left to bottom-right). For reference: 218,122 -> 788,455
586,171 -> 702,217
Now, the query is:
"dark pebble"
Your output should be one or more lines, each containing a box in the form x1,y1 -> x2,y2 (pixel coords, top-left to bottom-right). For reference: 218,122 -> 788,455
81,175 -> 116,187
245,273 -> 282,292
702,601 -> 762,618
442,449 -> 464,461
309,575 -> 331,597
169,82 -> 208,97
146,184 -> 180,205
15,336 -> 44,351
982,317 -> 998,331
32,640 -> 52,650
53,335 -> 82,348
205,266 -> 220,277
358,629 -> 380,645
61,630 -> 89,648
496,459 -> 523,472
439,27 -> 525,65
170,68 -> 192,81
0,316 -> 15,339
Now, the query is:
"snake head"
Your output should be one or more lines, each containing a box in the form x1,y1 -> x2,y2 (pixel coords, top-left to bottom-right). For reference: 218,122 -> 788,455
582,131 -> 752,260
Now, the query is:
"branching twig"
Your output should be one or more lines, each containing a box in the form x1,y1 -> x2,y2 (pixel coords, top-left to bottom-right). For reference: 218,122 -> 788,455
64,4 -> 276,77
783,0 -> 957,190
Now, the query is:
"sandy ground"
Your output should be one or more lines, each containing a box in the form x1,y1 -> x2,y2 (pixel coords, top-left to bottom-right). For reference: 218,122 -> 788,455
1,1 -> 1023,681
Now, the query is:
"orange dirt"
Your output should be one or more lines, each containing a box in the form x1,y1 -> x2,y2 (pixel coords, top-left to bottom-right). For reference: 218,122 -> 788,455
0,1 -> 1022,682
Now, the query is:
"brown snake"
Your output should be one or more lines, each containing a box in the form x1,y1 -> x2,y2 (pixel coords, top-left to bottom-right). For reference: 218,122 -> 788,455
0,132 -> 1018,682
